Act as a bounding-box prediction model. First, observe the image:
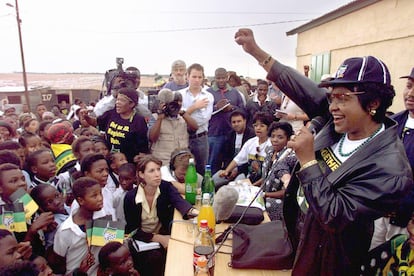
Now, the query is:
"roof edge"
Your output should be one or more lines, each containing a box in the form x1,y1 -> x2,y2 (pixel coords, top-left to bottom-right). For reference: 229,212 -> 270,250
286,0 -> 380,36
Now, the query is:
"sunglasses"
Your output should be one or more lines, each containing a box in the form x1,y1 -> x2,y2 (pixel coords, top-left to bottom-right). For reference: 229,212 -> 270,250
326,91 -> 365,105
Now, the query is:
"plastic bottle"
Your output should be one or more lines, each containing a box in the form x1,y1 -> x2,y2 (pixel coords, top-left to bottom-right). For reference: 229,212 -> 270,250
185,158 -> 198,205
197,193 -> 216,238
201,165 -> 215,204
194,256 -> 210,276
193,220 -> 215,276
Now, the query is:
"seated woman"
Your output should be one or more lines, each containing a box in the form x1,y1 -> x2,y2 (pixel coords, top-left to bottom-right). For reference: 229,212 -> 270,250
261,121 -> 297,221
123,154 -> 197,276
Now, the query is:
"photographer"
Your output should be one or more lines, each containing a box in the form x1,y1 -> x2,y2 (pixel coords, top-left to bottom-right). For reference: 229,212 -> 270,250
93,59 -> 152,121
148,88 -> 197,165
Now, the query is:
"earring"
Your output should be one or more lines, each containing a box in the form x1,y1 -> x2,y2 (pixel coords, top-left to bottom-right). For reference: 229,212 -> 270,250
369,109 -> 376,116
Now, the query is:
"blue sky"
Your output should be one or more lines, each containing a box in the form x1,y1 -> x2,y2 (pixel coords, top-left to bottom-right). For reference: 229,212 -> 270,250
0,0 -> 351,78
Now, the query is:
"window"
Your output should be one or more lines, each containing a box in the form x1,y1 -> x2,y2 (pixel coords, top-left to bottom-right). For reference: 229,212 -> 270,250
7,95 -> 21,104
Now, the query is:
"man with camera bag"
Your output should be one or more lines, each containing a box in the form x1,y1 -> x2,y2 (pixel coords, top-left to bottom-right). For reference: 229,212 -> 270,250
148,88 -> 198,165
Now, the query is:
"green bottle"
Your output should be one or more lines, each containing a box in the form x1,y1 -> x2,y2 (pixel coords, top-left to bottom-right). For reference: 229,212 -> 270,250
185,158 -> 198,205
201,165 -> 215,204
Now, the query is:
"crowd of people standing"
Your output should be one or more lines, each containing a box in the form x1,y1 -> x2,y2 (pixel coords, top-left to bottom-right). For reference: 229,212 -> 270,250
0,28 -> 413,275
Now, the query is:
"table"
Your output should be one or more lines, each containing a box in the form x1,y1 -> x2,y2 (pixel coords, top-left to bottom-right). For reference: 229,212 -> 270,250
165,209 -> 291,276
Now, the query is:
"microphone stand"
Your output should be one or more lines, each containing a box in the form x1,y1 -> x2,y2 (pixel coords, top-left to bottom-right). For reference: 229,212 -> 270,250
210,179 -> 265,261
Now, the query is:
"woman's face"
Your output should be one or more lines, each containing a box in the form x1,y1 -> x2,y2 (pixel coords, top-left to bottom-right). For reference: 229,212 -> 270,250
328,86 -> 373,139
253,120 -> 269,140
85,159 -> 109,187
139,161 -> 161,187
115,94 -> 134,115
270,128 -> 289,152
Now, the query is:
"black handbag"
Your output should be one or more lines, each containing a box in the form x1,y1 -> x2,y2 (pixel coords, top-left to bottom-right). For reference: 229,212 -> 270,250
230,220 -> 294,270
224,206 -> 264,225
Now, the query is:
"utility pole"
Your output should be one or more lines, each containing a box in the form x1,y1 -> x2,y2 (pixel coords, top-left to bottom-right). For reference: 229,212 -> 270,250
7,0 -> 30,110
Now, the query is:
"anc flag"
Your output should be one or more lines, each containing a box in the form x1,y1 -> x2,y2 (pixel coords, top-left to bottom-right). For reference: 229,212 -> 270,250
0,203 -> 27,232
10,188 -> 39,219
87,216 -> 125,247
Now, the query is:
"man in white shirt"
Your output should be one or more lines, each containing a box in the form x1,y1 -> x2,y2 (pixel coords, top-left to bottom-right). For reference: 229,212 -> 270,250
179,63 -> 214,175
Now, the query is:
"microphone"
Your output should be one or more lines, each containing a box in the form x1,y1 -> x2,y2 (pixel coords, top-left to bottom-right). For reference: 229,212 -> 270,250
278,115 -> 327,161
212,185 -> 239,223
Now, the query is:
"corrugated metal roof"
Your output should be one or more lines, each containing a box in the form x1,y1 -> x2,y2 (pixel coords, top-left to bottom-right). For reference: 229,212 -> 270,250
286,0 -> 380,36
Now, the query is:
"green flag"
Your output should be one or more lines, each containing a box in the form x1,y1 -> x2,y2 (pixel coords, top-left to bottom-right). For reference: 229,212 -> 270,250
0,203 -> 27,232
87,216 -> 125,247
9,188 -> 39,219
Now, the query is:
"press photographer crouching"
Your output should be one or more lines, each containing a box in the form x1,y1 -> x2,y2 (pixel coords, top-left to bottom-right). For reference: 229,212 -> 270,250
148,88 -> 198,166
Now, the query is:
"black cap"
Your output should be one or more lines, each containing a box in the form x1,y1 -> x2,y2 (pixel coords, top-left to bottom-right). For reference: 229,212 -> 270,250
318,56 -> 391,88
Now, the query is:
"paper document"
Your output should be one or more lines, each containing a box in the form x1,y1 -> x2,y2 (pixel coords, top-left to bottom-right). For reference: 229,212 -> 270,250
212,103 -> 230,115
131,240 -> 161,252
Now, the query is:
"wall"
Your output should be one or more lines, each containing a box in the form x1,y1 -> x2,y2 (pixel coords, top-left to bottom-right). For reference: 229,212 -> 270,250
294,0 -> 414,112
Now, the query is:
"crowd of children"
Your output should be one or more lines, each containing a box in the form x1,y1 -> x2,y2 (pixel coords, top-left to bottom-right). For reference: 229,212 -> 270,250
0,103 -> 147,275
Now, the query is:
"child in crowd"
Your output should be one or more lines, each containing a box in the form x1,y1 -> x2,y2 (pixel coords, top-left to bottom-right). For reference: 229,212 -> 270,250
70,154 -> 115,220
19,132 -> 43,157
24,149 -> 57,188
0,140 -> 26,168
31,184 -> 69,252
0,143 -> 32,186
91,135 -> 110,157
161,148 -> 202,195
75,126 -> 100,138
98,241 -> 139,276
107,151 -> 128,192
113,163 -> 136,224
56,136 -> 95,206
29,255 -> 54,276
0,163 -> 55,256
0,149 -> 21,167
23,118 -> 40,135
38,120 -> 53,146
50,177 -> 104,275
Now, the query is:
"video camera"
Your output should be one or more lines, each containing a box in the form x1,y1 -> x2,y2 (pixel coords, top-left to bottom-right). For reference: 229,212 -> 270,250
150,90 -> 183,118
101,57 -> 140,98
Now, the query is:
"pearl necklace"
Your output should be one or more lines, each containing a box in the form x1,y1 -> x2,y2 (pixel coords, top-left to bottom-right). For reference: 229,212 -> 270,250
338,125 -> 382,157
